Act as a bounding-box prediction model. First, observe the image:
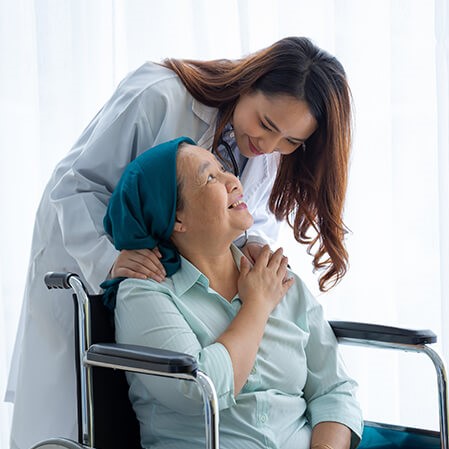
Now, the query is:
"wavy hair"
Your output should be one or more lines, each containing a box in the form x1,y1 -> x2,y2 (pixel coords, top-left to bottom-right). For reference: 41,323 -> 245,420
162,36 -> 352,291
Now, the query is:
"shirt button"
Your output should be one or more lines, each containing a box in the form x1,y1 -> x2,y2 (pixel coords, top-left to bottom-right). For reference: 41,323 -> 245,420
229,131 -> 235,138
250,367 -> 256,374
260,414 -> 267,423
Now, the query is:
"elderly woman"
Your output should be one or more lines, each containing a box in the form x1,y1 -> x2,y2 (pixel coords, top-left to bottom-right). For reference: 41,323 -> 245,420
103,137 -> 363,449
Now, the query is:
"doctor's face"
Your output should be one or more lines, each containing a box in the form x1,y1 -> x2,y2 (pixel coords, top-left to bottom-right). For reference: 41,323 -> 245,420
232,91 -> 318,158
174,145 -> 254,244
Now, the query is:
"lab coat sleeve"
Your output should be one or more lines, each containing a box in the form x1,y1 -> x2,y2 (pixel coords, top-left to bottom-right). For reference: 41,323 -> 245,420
114,280 -> 236,414
49,96 -> 155,293
301,283 -> 363,448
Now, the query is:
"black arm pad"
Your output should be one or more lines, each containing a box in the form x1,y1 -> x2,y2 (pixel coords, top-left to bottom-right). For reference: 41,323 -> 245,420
329,321 -> 437,345
86,343 -> 198,375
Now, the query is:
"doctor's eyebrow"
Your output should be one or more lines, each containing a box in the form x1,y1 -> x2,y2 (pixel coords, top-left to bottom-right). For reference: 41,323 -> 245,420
263,115 -> 305,143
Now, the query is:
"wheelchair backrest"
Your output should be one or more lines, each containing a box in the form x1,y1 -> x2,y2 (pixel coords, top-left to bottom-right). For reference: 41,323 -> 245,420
73,293 -> 142,449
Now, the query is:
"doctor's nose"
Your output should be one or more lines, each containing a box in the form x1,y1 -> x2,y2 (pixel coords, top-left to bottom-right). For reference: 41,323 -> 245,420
260,134 -> 282,154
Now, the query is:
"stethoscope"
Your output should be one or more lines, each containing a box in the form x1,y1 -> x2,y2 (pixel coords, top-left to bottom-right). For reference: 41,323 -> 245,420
217,136 -> 240,178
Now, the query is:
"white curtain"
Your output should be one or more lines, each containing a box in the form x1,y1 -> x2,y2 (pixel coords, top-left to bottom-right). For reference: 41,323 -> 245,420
0,0 -> 447,447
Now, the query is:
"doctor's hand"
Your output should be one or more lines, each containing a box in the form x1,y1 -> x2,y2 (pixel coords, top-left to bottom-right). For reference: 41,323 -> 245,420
243,241 -> 290,281
238,246 -> 294,313
241,241 -> 266,264
111,248 -> 166,282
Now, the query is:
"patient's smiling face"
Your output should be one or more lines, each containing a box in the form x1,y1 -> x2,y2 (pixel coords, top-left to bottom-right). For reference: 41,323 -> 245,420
173,144 -> 253,245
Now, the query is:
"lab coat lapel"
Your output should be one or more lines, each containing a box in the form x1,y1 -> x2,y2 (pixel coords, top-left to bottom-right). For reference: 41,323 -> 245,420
191,98 -> 217,149
240,155 -> 269,208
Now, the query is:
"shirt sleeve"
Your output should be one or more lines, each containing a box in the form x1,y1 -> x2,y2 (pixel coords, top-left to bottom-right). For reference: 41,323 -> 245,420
114,280 -> 236,415
301,286 -> 364,448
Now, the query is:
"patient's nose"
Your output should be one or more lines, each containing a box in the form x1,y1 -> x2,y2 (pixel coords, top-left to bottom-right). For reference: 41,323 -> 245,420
226,173 -> 240,193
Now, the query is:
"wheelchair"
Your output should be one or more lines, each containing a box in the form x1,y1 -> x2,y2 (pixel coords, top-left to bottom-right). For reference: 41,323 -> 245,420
30,272 -> 448,449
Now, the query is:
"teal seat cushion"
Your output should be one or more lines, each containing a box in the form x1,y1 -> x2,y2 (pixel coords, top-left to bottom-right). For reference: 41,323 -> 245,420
359,422 -> 440,449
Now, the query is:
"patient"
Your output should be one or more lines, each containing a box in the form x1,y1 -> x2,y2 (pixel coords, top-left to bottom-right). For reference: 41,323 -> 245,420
103,137 -> 363,449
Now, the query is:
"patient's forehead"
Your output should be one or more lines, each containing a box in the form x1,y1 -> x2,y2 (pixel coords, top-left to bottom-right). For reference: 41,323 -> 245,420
177,144 -> 217,178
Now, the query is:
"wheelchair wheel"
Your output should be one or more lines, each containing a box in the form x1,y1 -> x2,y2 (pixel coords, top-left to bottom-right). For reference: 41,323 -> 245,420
30,438 -> 88,449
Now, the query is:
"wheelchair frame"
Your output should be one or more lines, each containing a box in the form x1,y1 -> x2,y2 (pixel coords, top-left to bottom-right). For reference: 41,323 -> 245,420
33,272 -> 448,449
43,272 -> 220,449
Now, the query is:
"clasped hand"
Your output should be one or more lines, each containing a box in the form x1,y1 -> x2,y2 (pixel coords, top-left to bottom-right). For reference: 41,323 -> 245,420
238,245 -> 294,313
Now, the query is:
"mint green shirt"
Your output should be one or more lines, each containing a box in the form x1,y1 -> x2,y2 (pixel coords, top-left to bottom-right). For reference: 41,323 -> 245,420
115,246 -> 363,449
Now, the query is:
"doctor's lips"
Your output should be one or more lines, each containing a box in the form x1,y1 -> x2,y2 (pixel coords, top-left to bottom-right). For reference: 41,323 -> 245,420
248,138 -> 263,156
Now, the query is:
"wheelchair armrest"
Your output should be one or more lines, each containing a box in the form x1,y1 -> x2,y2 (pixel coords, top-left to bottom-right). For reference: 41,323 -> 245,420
85,343 -> 198,375
329,321 -> 437,345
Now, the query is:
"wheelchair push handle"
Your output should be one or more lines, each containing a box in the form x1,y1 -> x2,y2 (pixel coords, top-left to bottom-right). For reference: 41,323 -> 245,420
44,272 -> 81,290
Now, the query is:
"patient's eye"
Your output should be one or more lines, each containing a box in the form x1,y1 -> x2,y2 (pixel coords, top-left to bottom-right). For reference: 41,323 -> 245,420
206,174 -> 216,183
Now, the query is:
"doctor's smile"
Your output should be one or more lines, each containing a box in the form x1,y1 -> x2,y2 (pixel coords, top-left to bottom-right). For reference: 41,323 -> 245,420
248,138 -> 264,156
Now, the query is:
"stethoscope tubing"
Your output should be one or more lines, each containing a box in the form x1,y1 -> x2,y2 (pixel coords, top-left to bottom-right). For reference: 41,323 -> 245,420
217,137 -> 240,178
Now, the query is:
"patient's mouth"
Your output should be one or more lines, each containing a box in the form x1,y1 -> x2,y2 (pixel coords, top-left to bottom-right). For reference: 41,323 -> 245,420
228,200 -> 247,210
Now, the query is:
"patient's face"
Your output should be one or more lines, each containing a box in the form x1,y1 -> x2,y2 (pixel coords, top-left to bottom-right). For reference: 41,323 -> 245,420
175,145 -> 254,243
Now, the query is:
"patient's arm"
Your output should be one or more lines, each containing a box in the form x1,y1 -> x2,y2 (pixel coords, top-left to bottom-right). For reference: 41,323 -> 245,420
115,280 -> 236,414
300,285 -> 363,448
311,421 -> 351,449
217,246 -> 294,394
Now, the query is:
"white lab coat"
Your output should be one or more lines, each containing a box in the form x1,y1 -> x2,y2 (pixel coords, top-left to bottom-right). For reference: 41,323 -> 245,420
6,62 -> 281,449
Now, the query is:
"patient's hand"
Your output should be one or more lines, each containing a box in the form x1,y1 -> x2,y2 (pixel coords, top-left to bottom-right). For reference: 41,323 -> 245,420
238,245 -> 294,313
111,248 -> 166,282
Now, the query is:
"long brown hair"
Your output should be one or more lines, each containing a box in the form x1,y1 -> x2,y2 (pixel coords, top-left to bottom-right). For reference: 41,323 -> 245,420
163,37 -> 352,291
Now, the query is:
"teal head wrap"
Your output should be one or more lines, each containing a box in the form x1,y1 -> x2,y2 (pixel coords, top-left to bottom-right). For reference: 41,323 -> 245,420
101,136 -> 196,309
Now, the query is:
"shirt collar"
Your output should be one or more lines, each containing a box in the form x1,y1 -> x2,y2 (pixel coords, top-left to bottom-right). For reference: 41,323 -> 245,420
171,244 -> 245,297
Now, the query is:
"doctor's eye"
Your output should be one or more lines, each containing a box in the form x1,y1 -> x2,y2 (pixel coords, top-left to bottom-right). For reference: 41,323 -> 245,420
207,174 -> 216,183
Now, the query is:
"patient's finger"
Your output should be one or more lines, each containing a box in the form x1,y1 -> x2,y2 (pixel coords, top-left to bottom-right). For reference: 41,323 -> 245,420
276,256 -> 289,277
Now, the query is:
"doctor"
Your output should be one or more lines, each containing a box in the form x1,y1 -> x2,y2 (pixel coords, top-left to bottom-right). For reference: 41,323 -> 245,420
6,36 -> 353,449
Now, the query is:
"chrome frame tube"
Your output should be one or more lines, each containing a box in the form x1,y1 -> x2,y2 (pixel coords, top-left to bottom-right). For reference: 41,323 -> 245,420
338,337 -> 448,449
68,276 -> 94,447
85,358 -> 220,449
195,371 -> 220,449
423,346 -> 448,449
